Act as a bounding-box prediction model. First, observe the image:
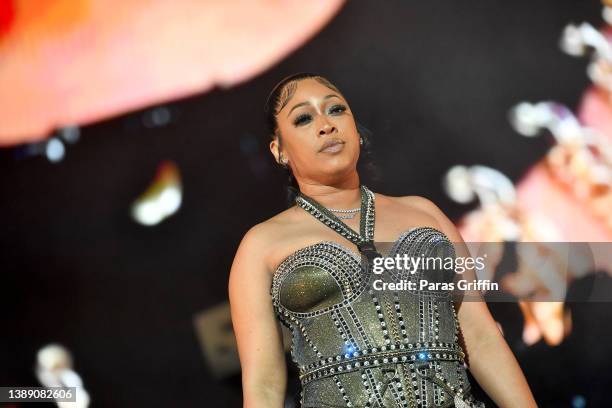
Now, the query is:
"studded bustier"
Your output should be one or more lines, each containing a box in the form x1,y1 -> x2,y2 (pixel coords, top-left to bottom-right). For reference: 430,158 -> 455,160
270,186 -> 486,408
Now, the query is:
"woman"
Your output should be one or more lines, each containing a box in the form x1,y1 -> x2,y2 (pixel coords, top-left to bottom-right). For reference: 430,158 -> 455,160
228,72 -> 537,407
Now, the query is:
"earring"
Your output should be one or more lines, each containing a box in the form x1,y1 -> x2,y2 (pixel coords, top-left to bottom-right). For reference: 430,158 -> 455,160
359,136 -> 364,146
279,154 -> 289,167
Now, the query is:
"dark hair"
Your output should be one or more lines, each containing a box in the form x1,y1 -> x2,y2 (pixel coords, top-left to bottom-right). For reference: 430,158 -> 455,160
264,72 -> 376,206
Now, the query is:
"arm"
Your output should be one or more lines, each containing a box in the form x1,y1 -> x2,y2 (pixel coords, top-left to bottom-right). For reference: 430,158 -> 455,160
228,225 -> 287,408
410,196 -> 538,408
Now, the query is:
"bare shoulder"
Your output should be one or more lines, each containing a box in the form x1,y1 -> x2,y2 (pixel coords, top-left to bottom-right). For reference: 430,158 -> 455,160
396,195 -> 443,214
375,192 -> 443,217
373,192 -> 457,236
234,205 -> 305,270
379,193 -> 463,241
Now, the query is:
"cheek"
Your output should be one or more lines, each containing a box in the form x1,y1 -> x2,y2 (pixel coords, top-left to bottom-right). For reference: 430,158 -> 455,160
336,117 -> 358,137
282,129 -> 317,158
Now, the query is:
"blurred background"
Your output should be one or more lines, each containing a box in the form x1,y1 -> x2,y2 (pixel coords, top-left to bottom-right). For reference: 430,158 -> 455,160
2,0 -> 612,407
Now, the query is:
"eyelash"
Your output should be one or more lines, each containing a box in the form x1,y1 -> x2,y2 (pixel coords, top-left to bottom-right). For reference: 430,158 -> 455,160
293,104 -> 346,126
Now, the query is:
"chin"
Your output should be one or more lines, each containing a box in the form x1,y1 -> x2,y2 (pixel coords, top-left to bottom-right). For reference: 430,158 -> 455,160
317,155 -> 357,176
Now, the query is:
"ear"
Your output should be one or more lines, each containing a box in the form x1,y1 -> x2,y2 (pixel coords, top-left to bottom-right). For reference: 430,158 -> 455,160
269,137 -> 281,164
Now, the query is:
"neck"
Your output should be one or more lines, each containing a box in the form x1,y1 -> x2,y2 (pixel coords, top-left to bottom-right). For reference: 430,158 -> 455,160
296,175 -> 362,210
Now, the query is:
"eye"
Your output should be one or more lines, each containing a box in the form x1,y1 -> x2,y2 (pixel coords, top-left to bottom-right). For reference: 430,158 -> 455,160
293,113 -> 311,126
329,104 -> 346,114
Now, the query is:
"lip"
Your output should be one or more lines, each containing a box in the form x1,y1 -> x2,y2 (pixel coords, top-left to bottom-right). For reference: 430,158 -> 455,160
319,138 -> 345,153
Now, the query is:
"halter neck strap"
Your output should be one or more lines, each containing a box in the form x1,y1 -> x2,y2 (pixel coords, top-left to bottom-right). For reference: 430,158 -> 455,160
295,185 -> 376,245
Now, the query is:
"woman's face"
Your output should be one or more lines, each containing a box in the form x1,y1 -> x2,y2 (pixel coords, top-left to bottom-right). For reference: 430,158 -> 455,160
271,78 -> 361,184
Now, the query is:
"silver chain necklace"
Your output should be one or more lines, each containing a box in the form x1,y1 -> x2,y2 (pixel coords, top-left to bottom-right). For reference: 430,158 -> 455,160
326,207 -> 361,219
295,185 -> 381,263
295,185 -> 375,244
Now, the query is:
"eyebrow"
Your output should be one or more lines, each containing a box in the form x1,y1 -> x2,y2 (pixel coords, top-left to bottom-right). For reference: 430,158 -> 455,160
286,94 -> 340,117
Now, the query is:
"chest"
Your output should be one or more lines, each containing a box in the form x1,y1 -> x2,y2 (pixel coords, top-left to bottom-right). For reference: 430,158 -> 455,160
272,227 -> 457,316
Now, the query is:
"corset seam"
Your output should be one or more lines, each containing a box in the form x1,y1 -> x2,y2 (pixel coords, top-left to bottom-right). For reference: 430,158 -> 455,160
300,344 -> 465,386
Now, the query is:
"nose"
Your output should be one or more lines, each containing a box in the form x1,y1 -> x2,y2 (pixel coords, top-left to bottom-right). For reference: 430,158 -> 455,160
319,122 -> 336,136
